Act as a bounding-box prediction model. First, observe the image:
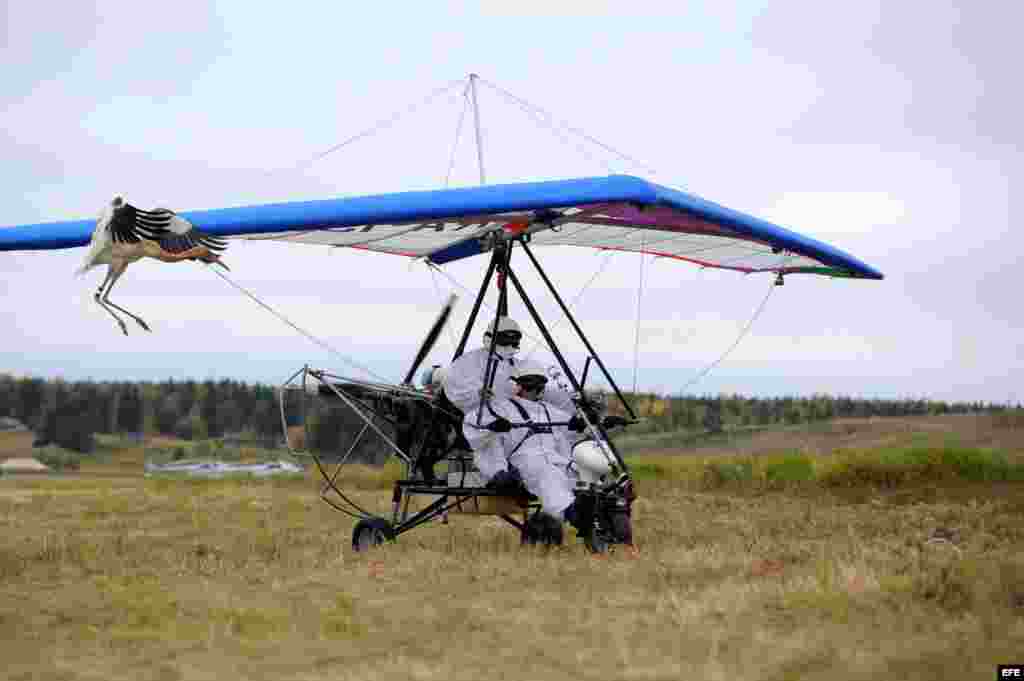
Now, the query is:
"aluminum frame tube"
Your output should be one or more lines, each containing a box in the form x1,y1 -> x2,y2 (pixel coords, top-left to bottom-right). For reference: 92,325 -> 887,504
521,240 -> 637,420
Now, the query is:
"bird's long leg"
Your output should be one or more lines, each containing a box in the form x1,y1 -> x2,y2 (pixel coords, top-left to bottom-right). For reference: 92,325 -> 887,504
93,267 -> 129,335
101,264 -> 152,333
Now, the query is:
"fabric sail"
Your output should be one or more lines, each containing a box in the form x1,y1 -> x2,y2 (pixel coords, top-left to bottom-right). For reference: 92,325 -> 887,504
0,175 -> 883,279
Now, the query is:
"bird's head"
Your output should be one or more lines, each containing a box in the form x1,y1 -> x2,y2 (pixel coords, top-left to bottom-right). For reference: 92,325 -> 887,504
111,195 -> 125,208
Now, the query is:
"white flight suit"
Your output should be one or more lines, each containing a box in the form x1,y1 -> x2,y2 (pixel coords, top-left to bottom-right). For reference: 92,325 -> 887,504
442,346 -> 517,481
442,346 -> 518,416
443,347 -> 575,482
473,396 -> 577,517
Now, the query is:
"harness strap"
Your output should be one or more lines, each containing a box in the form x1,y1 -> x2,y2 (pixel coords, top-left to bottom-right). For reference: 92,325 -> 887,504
479,353 -> 513,414
506,398 -> 552,459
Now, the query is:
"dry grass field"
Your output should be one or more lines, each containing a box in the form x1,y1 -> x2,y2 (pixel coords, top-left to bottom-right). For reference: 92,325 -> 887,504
1,414 -> 1023,680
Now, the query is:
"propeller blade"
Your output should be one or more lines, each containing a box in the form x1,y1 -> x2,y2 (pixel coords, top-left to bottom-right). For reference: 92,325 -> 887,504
403,293 -> 458,386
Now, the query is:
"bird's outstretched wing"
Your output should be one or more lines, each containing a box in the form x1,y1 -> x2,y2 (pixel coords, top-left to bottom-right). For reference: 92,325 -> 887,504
107,203 -> 170,244
113,205 -> 228,254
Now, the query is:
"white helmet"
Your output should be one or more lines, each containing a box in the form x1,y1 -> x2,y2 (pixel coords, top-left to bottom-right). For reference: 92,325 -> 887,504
511,359 -> 547,380
484,316 -> 521,341
511,359 -> 548,399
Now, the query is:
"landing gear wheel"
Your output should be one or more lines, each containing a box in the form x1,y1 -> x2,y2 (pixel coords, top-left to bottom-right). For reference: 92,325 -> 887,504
584,512 -> 632,554
611,511 -> 633,546
521,513 -> 563,547
584,524 -> 610,554
352,517 -> 394,552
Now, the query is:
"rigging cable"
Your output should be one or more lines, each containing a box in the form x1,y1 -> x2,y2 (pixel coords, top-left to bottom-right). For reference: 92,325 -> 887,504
205,262 -> 475,427
522,250 -> 617,361
443,84 -> 472,187
430,251 -> 617,367
427,262 -> 554,351
632,238 -> 648,396
427,263 -> 459,358
271,78 -> 466,174
675,275 -> 776,396
424,85 -> 476,361
483,84 -> 619,175
479,78 -> 663,178
204,263 -> 393,385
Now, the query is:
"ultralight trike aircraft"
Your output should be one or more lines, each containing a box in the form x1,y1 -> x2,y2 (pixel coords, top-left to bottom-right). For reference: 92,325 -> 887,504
0,77 -> 883,554
0,173 -> 884,553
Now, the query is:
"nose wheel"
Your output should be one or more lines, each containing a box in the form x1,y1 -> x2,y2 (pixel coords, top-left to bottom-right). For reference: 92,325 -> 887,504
352,517 -> 395,552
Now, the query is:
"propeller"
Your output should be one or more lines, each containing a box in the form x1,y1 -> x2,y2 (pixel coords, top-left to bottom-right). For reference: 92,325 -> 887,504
402,293 -> 458,386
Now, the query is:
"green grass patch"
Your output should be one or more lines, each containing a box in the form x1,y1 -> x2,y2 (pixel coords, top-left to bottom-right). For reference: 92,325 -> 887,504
819,446 -> 1024,487
762,453 -> 816,485
704,459 -> 755,485
625,455 -> 707,482
617,425 -> 768,455
34,445 -> 82,471
626,444 -> 1024,489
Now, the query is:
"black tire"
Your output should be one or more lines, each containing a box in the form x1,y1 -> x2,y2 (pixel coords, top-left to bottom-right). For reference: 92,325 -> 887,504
584,511 -> 631,554
522,512 -> 562,547
545,517 -> 564,546
610,511 -> 633,546
584,527 -> 609,554
352,517 -> 394,552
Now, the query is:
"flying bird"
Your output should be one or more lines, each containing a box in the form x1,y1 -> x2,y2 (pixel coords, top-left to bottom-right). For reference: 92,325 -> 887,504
77,196 -> 230,335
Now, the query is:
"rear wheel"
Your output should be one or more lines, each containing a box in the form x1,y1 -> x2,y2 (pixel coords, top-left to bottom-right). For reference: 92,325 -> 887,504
584,511 -> 631,554
522,512 -> 563,547
352,517 -> 394,552
611,511 -> 633,546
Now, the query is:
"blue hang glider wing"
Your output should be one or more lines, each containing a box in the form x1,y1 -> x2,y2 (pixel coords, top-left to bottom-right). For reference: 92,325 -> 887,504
0,175 -> 882,279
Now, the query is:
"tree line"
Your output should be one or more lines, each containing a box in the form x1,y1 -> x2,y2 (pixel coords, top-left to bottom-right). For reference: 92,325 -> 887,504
0,375 -> 282,453
0,373 -> 1012,454
611,391 -> 1010,435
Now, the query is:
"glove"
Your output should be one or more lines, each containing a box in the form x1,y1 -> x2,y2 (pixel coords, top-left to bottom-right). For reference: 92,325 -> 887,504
567,415 -> 587,432
576,396 -> 600,423
602,415 -> 631,429
486,416 -> 512,433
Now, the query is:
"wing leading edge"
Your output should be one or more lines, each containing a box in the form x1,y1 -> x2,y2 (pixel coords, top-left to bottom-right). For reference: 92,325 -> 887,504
0,175 -> 883,279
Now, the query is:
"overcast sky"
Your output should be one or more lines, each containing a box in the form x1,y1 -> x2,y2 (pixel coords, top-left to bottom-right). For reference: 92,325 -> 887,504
1,1 -> 1019,403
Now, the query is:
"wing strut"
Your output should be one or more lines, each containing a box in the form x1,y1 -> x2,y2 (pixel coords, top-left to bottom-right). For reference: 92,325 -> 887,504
451,245 -> 501,360
520,241 -> 638,421
475,241 -> 512,427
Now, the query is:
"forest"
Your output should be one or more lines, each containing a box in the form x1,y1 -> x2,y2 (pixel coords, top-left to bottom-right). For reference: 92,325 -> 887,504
0,372 -> 1011,456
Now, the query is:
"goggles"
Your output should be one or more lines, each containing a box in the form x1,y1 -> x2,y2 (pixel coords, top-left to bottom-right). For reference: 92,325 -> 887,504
490,330 -> 522,347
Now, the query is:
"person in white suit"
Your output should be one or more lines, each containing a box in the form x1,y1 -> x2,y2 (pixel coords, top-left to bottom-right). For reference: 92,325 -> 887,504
468,360 -> 630,543
442,316 -> 522,415
442,317 -> 573,480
